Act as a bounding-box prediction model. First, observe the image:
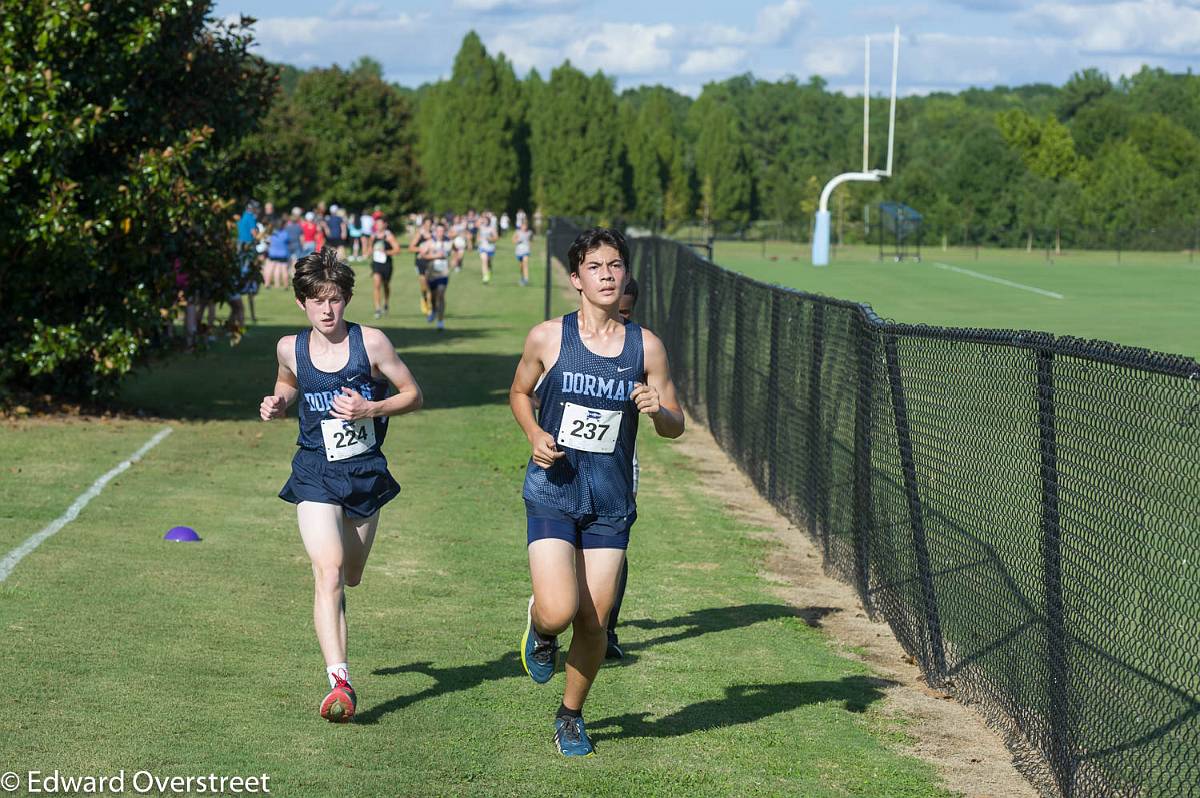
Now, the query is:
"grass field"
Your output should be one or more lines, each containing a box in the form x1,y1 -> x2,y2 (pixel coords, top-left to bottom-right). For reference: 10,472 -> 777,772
0,239 -> 957,796
705,241 -> 1200,359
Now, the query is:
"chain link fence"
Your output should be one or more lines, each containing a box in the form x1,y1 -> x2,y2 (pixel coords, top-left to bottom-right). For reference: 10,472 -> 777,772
547,217 -> 1200,798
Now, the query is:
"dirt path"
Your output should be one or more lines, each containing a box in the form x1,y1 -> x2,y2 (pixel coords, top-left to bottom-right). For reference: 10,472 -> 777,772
671,413 -> 1040,798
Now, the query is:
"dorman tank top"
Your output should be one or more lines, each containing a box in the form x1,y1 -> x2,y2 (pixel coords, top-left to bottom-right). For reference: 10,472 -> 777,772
294,323 -> 389,456
522,311 -> 644,516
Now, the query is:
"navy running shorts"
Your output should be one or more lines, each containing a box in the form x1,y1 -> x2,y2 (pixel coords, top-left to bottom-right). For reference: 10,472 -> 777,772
525,500 -> 634,550
371,259 -> 393,282
428,275 -> 449,289
280,448 -> 400,518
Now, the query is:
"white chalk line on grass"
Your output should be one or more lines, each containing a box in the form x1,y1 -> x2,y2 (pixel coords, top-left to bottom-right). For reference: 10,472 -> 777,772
0,427 -> 173,582
934,261 -> 1064,300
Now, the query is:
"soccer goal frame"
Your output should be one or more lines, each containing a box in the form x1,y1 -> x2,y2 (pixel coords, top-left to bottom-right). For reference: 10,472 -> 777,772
812,27 -> 900,266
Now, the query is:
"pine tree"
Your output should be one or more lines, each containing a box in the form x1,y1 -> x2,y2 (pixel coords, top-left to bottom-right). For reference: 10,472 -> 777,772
529,63 -> 623,217
416,32 -> 524,213
691,94 -> 752,226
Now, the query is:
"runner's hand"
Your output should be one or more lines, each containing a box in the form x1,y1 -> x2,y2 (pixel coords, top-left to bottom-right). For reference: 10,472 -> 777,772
260,395 -> 287,421
330,387 -> 373,421
530,429 -> 566,468
631,383 -> 661,416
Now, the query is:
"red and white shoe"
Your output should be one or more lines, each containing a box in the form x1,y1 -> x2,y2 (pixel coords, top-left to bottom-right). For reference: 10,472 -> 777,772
319,670 -> 356,723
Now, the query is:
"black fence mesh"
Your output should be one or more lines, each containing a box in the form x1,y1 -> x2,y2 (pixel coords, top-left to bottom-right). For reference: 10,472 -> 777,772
547,218 -> 1200,798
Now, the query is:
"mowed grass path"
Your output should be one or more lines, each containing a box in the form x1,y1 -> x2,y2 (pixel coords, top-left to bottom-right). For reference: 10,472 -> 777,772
710,241 -> 1200,358
0,240 -> 951,797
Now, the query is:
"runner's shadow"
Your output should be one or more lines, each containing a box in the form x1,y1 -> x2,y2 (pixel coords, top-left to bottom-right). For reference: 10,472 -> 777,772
587,675 -> 896,742
618,603 -> 835,654
356,651 -> 521,725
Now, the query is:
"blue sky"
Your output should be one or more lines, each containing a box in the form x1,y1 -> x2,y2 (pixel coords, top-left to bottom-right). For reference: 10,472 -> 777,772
215,0 -> 1200,95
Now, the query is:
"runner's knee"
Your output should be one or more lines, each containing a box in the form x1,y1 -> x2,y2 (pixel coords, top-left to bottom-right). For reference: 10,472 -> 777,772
572,610 -> 607,638
312,561 -> 343,595
536,603 -> 576,635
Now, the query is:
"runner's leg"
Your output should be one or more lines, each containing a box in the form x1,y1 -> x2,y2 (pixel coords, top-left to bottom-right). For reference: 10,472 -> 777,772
562,547 -> 625,710
527,538 -> 578,635
297,501 -> 347,665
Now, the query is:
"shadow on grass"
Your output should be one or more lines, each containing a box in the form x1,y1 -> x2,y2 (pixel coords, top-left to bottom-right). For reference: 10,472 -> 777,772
117,324 -> 517,419
617,603 -> 838,656
587,675 -> 897,742
357,651 -> 521,725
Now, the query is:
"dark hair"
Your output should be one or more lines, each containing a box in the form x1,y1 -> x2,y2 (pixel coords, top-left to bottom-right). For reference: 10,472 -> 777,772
622,276 -> 639,306
293,247 -> 354,302
567,227 -> 629,276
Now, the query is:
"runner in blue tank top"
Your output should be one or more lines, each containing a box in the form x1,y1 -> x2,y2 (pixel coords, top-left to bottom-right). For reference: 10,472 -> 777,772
259,247 -> 423,724
509,228 -> 684,757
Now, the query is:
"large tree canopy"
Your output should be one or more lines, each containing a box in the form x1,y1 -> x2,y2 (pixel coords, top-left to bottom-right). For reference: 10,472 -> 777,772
245,57 -> 422,214
1,1 -> 275,399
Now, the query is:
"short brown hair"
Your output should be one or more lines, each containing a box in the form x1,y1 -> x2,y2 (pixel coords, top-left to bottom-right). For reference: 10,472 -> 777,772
293,247 -> 354,302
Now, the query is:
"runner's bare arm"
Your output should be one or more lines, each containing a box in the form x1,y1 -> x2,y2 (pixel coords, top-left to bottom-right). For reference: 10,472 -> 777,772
329,328 -> 422,421
510,322 -> 564,468
386,232 -> 402,257
261,335 -> 299,421
631,330 -> 684,438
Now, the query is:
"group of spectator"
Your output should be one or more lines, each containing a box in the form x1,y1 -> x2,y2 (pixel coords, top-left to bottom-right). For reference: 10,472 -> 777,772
167,199 -> 544,348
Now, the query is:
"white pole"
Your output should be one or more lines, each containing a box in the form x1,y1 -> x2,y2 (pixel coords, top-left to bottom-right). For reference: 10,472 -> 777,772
886,25 -> 899,176
863,36 -> 870,173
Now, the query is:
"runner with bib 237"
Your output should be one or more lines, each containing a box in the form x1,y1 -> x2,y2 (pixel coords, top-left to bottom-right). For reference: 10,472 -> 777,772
508,226 -> 684,757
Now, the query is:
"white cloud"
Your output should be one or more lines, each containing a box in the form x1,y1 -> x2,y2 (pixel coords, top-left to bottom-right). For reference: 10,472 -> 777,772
487,18 -> 676,77
807,30 -> 1080,94
1020,0 -> 1200,54
247,12 -> 422,57
566,23 -> 676,74
693,0 -> 808,47
754,0 -> 808,45
680,47 -> 747,75
231,0 -> 1200,96
453,0 -> 576,10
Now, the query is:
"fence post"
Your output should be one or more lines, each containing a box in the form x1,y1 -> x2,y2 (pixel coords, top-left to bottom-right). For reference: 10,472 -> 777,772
543,222 -> 553,321
808,303 -> 827,553
766,292 -> 783,505
883,335 -> 947,684
1037,348 -> 1075,798
852,317 -> 876,611
690,260 -> 701,405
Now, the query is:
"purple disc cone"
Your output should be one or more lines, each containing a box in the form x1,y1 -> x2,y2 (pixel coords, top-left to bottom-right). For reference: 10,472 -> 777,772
163,526 -> 201,542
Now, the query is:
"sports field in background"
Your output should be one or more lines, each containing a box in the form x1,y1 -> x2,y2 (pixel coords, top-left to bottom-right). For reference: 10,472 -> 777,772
703,241 -> 1200,359
0,239 -> 957,797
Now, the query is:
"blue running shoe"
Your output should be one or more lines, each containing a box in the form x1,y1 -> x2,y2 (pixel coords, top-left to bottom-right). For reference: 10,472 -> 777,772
521,595 -> 558,684
554,715 -> 595,757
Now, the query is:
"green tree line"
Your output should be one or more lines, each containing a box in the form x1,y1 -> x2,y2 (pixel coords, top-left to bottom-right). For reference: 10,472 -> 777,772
252,34 -> 1200,249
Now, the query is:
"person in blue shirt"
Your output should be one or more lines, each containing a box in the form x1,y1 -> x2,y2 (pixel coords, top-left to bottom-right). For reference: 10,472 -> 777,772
237,202 -> 258,247
285,208 -> 304,270
266,224 -> 292,290
509,227 -> 684,757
